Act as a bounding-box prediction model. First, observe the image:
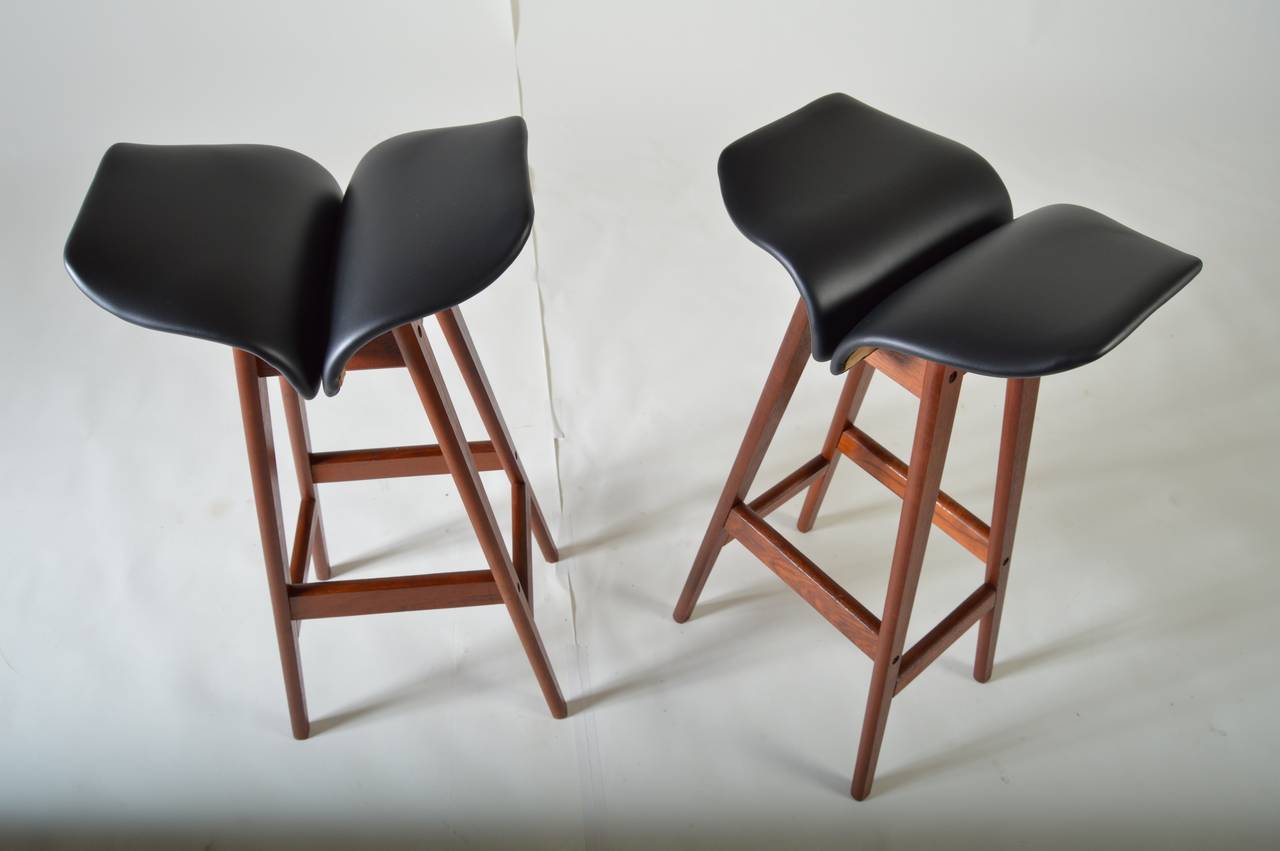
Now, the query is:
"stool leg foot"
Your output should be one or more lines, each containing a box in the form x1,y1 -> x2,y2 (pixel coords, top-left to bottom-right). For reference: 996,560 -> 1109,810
234,351 -> 310,739
674,301 -> 812,623
974,378 -> 1039,683
279,382 -> 332,581
438,307 -> 561,564
851,362 -> 963,799
797,361 -> 873,533
395,323 -> 567,719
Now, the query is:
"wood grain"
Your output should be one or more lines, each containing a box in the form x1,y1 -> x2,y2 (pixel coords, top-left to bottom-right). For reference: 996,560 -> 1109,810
513,480 -> 533,614
797,361 -> 873,532
895,584 -> 995,694
310,441 -> 501,483
280,382 -> 332,580
676,313 -> 1046,801
852,362 -> 963,800
395,322 -> 567,719
235,310 -> 570,736
974,377 -> 1040,683
288,570 -> 501,620
746,455 -> 829,519
674,300 -> 812,623
865,349 -> 926,397
234,348 -> 310,740
438,307 -> 561,563
287,497 -> 316,586
838,425 -> 990,561
726,503 -> 880,657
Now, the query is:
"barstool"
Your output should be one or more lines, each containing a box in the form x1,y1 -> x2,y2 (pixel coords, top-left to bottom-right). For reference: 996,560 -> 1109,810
64,117 -> 567,737
673,94 -> 1203,799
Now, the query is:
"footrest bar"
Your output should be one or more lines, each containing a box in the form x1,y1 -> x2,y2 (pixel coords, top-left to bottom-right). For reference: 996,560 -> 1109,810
310,441 -> 501,483
839,426 -> 990,561
748,455 -> 829,518
288,570 -> 502,620
895,584 -> 996,694
725,503 -> 880,657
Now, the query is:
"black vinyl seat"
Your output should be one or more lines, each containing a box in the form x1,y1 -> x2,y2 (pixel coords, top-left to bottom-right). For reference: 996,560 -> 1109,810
831,204 -> 1202,377
64,116 -> 532,398
718,94 -> 1201,377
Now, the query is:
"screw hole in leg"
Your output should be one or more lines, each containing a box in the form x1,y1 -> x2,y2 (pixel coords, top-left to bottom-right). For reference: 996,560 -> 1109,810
1002,557 -> 1010,566
948,371 -> 957,383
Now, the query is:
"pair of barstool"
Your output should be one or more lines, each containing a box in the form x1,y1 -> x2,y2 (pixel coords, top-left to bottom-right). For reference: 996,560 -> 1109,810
64,94 -> 1202,798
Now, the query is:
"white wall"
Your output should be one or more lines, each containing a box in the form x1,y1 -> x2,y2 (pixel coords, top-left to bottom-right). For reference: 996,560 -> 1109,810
2,1 -> 1278,847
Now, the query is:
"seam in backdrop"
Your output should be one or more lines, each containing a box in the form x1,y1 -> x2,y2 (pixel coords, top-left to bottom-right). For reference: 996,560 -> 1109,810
508,2 -> 610,843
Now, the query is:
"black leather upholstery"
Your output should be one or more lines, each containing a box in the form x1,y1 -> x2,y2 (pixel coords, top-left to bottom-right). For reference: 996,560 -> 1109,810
64,143 -> 342,395
831,205 -> 1202,377
323,120 -> 531,395
64,117 -> 531,399
719,93 -> 1012,361
719,95 -> 1203,377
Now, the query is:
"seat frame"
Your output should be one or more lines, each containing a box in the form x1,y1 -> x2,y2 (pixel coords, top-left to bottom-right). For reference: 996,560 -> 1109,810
235,306 -> 566,738
673,300 -> 1039,799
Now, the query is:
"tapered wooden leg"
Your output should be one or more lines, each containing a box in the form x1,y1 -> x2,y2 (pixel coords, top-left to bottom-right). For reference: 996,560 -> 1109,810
851,362 -> 964,800
233,350 -> 310,739
513,480 -> 532,614
673,300 -> 812,623
974,377 -> 1039,683
393,322 -> 567,718
279,381 -> 332,582
437,307 -> 560,563
796,361 -> 874,533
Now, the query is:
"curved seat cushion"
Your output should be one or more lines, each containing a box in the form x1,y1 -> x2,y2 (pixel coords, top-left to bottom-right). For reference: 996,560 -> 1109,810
64,143 -> 343,395
322,117 -> 532,396
719,93 -> 1012,360
64,117 -> 532,399
831,205 -> 1203,378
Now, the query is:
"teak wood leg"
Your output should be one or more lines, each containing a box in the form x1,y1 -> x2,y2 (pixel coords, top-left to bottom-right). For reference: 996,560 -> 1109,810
513,481 -> 533,613
674,302 -> 1041,798
851,361 -> 963,800
974,377 -> 1039,683
438,307 -> 560,564
233,349 -> 310,739
279,381 -> 332,582
796,360 -> 873,533
673,300 -> 812,622
235,312 -> 567,735
393,322 -> 568,718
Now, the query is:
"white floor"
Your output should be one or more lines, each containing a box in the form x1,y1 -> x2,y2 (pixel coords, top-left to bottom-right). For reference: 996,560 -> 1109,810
2,2 -> 1278,848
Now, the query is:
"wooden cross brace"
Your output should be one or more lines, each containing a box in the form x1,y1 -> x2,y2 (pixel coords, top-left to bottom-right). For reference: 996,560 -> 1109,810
235,307 -> 567,739
674,300 -> 1039,799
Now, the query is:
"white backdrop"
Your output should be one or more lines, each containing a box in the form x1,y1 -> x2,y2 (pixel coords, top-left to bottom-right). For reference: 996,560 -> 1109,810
2,1 -> 1278,848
